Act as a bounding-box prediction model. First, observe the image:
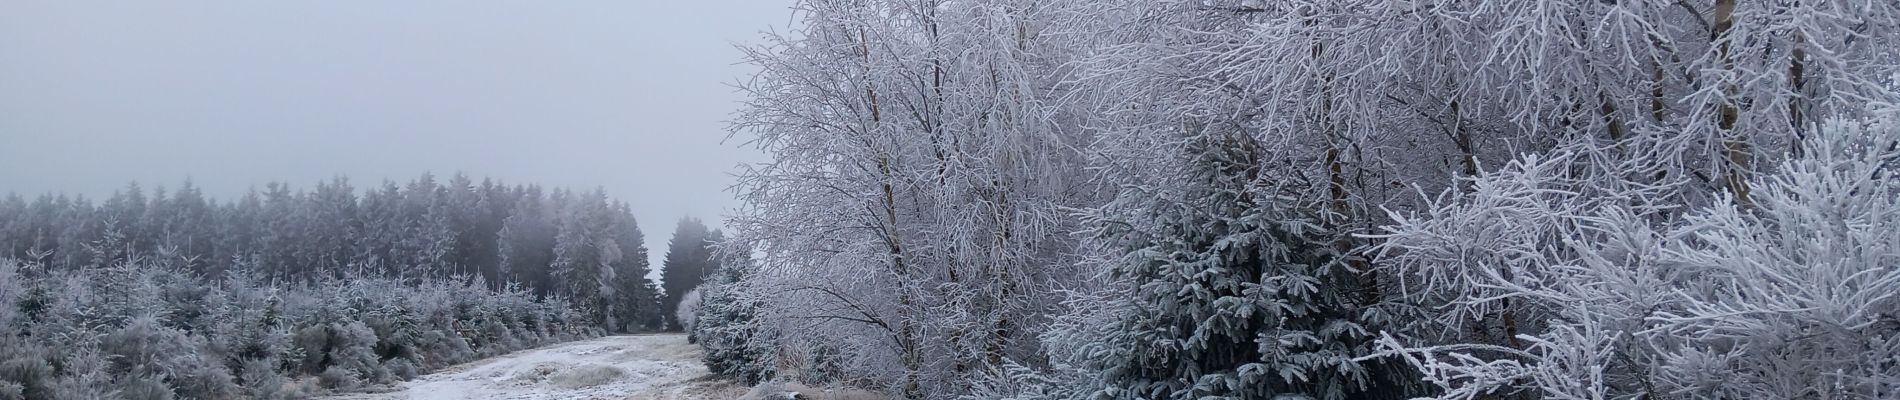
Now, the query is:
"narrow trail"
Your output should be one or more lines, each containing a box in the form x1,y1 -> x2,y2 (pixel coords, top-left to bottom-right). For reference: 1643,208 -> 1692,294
327,334 -> 748,400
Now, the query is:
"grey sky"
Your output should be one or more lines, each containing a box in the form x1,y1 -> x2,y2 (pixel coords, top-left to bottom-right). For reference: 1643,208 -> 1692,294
0,1 -> 792,268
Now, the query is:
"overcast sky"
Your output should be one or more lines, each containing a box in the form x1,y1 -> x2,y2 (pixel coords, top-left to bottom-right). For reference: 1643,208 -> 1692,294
0,1 -> 793,268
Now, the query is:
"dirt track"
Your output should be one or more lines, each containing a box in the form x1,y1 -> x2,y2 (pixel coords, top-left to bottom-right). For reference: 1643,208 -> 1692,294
326,334 -> 748,400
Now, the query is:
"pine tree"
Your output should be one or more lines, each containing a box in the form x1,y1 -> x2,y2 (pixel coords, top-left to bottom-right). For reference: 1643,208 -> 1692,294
607,201 -> 660,332
549,189 -> 659,332
497,186 -> 557,295
551,190 -> 614,328
1074,127 -> 1413,400
693,247 -> 775,385
659,217 -> 714,331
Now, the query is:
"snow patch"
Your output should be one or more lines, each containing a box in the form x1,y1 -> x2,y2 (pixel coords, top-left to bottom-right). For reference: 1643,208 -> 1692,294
324,334 -> 740,400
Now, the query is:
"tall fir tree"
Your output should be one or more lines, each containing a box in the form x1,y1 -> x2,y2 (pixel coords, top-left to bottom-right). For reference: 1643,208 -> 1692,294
549,189 -> 661,332
498,186 -> 558,295
659,217 -> 715,331
607,200 -> 660,332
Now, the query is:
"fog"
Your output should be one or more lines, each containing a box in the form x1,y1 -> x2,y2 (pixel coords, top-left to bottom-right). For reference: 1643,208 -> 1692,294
0,1 -> 793,267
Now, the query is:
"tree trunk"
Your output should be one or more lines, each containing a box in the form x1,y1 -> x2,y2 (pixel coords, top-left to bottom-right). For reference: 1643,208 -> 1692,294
1789,31 -> 1808,157
1712,0 -> 1752,207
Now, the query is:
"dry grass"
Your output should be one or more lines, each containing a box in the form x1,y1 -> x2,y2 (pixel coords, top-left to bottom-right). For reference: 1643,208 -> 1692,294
739,382 -> 884,400
549,365 -> 627,389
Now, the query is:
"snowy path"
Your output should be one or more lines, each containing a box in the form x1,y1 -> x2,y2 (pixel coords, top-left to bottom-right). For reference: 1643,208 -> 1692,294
326,334 -> 747,400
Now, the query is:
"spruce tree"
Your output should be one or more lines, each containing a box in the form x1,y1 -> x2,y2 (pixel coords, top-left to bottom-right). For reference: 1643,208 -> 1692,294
607,202 -> 660,332
551,189 -> 622,330
658,218 -> 714,331
1078,127 -> 1413,400
497,187 -> 557,295
693,247 -> 775,385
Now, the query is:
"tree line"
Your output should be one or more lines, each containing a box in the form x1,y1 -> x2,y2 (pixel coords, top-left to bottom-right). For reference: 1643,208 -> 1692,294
693,1 -> 1900,399
0,173 -> 724,333
0,173 -> 728,398
0,226 -> 597,399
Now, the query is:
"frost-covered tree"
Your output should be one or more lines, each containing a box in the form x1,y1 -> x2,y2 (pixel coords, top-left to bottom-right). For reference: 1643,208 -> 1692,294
659,217 -> 715,331
729,0 -> 1102,395
0,173 -> 658,334
1042,124 -> 1416,400
300,177 -> 359,279
0,252 -> 596,399
1373,114 -> 1900,399
498,186 -> 559,295
544,189 -> 660,332
552,189 -> 625,329
694,247 -> 777,386
675,287 -> 702,337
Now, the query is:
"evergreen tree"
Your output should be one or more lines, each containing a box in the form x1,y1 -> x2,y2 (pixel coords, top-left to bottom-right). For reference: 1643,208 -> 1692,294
468,178 -> 512,289
100,182 -> 151,258
658,217 -> 714,331
550,189 -> 658,332
693,246 -> 775,385
498,186 -> 558,296
302,177 -> 359,279
607,201 -> 660,332
355,181 -> 403,277
258,182 -> 299,280
1070,128 -> 1413,400
160,179 -> 215,272
0,194 -> 25,261
0,174 -> 659,334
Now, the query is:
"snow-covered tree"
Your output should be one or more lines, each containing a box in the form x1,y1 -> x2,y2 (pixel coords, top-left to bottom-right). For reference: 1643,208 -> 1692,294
694,248 -> 776,385
1043,123 -> 1416,400
1373,114 -> 1900,399
498,186 -> 559,295
675,287 -> 702,337
0,173 -> 656,336
0,249 -> 597,399
728,0 -> 1102,395
552,189 -> 630,330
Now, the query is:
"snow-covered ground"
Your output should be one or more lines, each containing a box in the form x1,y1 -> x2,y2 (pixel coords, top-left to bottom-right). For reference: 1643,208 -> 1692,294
327,334 -> 748,400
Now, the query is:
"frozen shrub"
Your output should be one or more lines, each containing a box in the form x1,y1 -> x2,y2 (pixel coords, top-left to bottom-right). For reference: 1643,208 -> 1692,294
0,382 -> 19,400
363,309 -> 418,363
155,277 -> 214,333
100,314 -> 178,373
792,342 -> 845,386
326,321 -> 386,383
290,325 -> 329,374
100,314 -> 237,398
117,375 -> 174,400
166,350 -> 236,399
0,356 -> 50,399
416,329 -> 476,368
216,318 -> 290,371
44,349 -> 113,400
674,287 -> 701,338
238,359 -> 305,400
317,365 -> 358,390
482,318 -> 521,353
382,358 -> 418,381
